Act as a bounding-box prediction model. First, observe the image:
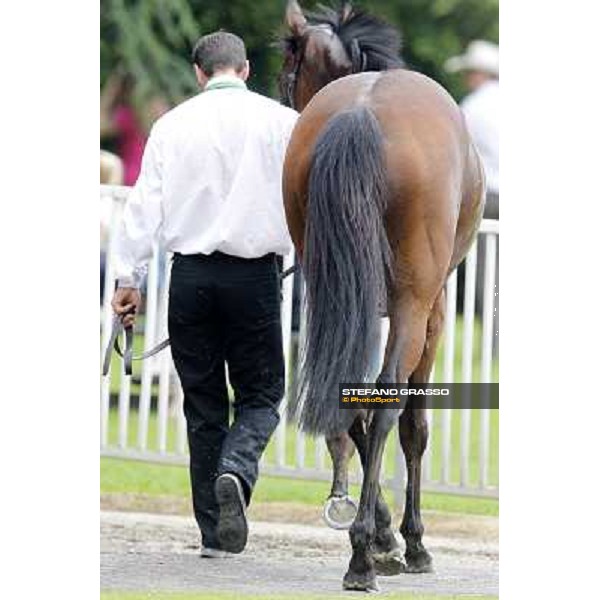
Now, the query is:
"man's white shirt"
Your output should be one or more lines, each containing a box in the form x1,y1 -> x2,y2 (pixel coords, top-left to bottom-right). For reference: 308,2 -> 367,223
461,80 -> 499,194
114,75 -> 299,286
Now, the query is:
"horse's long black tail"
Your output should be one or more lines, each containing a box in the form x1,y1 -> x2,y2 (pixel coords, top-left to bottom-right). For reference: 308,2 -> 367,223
292,105 -> 393,435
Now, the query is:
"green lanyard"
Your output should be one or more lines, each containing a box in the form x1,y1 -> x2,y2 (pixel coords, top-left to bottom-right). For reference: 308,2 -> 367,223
203,80 -> 247,93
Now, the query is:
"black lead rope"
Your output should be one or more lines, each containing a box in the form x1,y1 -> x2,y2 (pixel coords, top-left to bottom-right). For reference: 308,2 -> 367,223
280,263 -> 298,280
102,263 -> 300,377
101,308 -> 170,377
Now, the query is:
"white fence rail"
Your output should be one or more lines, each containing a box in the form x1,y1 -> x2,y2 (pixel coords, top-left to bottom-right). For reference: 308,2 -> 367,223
100,185 -> 499,502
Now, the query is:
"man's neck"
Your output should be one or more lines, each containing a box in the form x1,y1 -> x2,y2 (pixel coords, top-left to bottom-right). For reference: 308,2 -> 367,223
210,69 -> 241,81
203,72 -> 247,93
205,70 -> 245,88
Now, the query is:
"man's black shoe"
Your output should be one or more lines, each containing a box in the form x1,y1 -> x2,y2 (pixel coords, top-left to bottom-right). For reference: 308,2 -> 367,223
215,473 -> 248,554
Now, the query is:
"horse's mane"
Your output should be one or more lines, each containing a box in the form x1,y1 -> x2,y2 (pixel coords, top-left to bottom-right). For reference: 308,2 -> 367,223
305,2 -> 404,72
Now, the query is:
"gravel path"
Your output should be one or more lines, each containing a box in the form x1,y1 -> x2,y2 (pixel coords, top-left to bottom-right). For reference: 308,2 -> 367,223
101,511 -> 498,596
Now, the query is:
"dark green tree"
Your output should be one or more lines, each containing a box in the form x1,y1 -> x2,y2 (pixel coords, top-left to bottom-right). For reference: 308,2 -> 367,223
366,0 -> 499,98
101,0 -> 200,104
101,0 -> 498,104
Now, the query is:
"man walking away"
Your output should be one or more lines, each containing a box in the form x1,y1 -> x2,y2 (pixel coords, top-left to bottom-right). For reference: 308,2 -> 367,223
111,31 -> 298,557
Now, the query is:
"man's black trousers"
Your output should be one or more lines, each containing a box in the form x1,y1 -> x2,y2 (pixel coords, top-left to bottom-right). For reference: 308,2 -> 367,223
168,251 -> 284,549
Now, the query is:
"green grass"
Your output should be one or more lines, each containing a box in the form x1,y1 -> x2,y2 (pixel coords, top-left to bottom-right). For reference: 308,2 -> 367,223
101,457 -> 498,516
100,592 -> 497,600
105,403 -> 498,490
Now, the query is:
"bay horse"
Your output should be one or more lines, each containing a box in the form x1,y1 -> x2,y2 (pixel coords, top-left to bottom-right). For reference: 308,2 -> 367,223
280,1 -> 485,592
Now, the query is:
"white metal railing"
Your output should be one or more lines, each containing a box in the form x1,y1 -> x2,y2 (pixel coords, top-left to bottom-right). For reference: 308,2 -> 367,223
100,185 -> 499,501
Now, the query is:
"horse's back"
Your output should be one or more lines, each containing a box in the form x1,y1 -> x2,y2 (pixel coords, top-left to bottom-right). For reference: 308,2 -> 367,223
288,69 -> 476,202
297,69 -> 466,139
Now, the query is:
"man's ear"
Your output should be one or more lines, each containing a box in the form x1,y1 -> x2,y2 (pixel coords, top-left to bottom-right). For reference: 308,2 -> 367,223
194,65 -> 209,89
286,1 -> 307,37
239,60 -> 250,82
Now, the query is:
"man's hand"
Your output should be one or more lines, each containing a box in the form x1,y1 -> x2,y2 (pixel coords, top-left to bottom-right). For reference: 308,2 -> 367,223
111,287 -> 142,328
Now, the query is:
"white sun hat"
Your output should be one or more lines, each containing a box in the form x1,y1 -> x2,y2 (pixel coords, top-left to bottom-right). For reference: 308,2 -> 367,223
445,40 -> 499,76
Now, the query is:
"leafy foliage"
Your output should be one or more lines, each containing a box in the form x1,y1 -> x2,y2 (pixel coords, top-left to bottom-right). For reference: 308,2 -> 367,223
365,0 -> 499,98
101,0 -> 498,103
101,0 -> 200,104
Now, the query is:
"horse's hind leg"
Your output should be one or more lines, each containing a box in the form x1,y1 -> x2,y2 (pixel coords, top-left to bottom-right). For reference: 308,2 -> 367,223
399,406 -> 432,573
344,299 -> 430,591
325,311 -> 382,506
343,409 -> 400,592
346,417 -> 403,576
399,290 -> 445,573
326,432 -> 355,499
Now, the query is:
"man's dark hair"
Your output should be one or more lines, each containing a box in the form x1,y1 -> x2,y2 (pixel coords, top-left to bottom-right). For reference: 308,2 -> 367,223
191,31 -> 247,77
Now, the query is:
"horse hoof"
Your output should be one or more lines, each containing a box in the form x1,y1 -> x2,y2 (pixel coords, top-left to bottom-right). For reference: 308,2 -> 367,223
373,547 -> 406,576
404,548 -> 434,573
323,495 -> 358,530
343,570 -> 379,592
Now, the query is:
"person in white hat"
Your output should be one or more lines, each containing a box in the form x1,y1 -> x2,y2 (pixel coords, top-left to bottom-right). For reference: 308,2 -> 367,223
446,40 -> 499,351
446,40 -> 499,211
